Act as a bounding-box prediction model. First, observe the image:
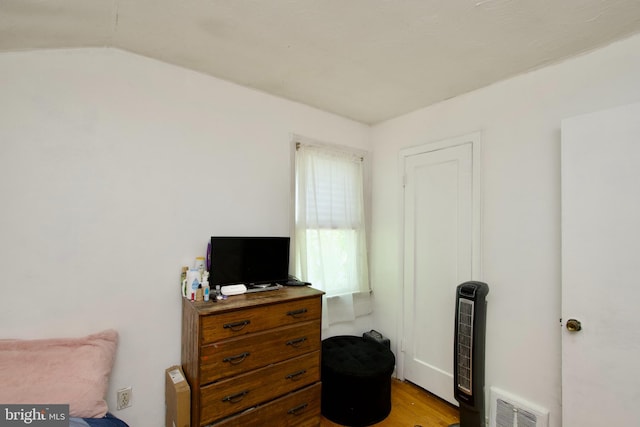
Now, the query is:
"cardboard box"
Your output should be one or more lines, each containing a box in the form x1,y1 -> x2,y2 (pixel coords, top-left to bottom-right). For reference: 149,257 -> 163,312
165,365 -> 190,427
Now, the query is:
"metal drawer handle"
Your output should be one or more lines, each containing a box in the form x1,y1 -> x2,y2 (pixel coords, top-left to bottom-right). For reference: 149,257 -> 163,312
285,369 -> 307,381
223,352 -> 250,365
223,320 -> 251,331
222,390 -> 249,403
287,403 -> 308,416
286,308 -> 308,318
286,337 -> 307,348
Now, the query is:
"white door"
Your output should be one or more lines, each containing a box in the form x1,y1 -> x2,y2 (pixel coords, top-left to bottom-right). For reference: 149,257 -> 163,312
561,102 -> 640,426
402,135 -> 479,405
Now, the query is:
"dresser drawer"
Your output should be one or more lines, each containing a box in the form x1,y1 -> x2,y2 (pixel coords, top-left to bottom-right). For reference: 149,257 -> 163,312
209,383 -> 321,427
200,351 -> 320,425
201,298 -> 321,344
200,320 -> 321,384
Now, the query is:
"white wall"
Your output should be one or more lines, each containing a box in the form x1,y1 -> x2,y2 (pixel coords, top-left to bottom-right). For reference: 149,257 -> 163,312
0,48 -> 370,426
369,33 -> 640,426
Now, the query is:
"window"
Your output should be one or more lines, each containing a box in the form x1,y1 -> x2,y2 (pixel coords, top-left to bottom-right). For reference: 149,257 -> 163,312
293,140 -> 370,299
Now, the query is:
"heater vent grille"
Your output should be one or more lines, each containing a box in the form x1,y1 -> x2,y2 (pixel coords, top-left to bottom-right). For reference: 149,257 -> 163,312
490,387 -> 549,427
496,399 -> 537,427
456,298 -> 474,394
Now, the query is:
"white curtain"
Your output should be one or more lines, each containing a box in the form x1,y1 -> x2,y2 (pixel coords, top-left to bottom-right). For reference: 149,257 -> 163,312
294,143 -> 370,326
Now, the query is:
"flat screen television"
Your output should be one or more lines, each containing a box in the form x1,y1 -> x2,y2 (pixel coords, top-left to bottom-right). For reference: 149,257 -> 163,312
208,236 -> 290,287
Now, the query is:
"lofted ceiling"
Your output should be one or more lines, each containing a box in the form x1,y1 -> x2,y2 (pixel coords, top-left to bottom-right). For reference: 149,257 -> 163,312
2,0 -> 640,124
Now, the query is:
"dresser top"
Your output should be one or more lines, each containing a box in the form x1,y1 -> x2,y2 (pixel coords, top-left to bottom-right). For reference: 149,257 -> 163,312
185,286 -> 324,315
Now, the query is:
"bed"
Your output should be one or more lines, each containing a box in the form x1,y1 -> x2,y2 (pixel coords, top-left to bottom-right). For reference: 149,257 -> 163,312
0,329 -> 129,427
70,413 -> 129,427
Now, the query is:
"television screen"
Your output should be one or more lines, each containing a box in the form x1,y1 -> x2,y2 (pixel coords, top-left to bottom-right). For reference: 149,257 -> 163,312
209,236 -> 290,286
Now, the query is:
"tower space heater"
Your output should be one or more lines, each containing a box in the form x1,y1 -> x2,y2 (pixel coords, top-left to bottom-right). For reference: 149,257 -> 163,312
450,281 -> 490,427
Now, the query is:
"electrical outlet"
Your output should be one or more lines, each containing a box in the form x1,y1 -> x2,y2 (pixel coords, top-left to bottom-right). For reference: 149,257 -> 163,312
117,387 -> 132,410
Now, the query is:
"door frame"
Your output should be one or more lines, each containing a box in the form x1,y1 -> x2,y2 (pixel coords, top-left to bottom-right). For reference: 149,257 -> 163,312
396,131 -> 483,384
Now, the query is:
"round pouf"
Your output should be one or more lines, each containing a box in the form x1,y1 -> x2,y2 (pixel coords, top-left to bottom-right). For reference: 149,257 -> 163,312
321,335 -> 396,427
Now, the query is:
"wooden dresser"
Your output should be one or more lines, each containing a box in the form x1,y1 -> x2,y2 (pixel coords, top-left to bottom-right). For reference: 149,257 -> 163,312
181,286 -> 324,426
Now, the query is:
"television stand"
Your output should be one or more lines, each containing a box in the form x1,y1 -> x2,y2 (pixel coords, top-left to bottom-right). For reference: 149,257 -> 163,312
181,286 -> 324,426
245,283 -> 283,293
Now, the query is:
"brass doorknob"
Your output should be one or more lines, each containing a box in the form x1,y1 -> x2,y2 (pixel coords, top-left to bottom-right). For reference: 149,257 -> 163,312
566,319 -> 582,332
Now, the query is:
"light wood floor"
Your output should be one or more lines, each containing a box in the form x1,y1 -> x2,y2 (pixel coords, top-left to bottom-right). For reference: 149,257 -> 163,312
320,379 -> 459,427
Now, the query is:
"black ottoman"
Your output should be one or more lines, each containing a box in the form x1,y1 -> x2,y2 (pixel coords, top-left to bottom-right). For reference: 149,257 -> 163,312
321,335 -> 396,426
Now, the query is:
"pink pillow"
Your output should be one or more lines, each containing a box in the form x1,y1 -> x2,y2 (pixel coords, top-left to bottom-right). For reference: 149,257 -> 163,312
0,329 -> 118,418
